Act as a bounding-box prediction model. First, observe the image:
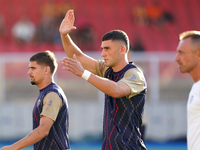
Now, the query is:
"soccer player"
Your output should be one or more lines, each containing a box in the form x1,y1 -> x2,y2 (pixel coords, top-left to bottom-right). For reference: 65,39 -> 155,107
175,31 -> 200,150
0,51 -> 70,150
60,10 -> 147,150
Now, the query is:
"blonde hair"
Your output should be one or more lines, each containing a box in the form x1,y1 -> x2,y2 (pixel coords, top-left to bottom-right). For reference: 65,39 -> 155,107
179,30 -> 200,40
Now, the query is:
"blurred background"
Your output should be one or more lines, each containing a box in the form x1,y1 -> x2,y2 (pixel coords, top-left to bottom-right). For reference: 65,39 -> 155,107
0,0 -> 198,149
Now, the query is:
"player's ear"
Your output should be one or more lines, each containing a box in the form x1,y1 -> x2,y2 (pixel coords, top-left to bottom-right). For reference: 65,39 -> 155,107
198,50 -> 200,57
120,46 -> 126,54
196,50 -> 200,61
44,66 -> 51,75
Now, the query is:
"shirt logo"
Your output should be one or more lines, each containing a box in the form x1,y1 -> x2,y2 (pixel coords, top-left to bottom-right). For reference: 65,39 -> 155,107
37,99 -> 41,107
189,95 -> 194,104
131,75 -> 137,81
47,100 -> 53,106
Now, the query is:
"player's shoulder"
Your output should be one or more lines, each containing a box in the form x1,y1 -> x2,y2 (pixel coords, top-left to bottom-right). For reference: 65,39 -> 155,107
192,80 -> 200,91
95,59 -> 108,77
125,65 -> 144,77
123,65 -> 146,84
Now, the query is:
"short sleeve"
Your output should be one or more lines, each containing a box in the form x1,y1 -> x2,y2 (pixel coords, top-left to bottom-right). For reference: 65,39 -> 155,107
120,68 -> 147,99
95,60 -> 108,77
40,92 -> 62,121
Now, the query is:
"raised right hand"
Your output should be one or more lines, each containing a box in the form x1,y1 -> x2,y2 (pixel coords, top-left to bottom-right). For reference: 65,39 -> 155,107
61,54 -> 85,77
59,9 -> 77,36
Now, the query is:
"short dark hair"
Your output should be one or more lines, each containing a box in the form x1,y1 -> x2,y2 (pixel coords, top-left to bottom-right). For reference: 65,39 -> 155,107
102,30 -> 130,52
179,30 -> 200,41
30,50 -> 57,75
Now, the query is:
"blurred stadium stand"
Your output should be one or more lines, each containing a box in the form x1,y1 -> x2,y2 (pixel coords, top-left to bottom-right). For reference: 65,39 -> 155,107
0,0 -> 199,52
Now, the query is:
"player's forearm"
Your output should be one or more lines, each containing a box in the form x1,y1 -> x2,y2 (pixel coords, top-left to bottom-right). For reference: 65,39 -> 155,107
61,35 -> 97,73
61,34 -> 83,58
11,127 -> 47,150
87,73 -> 124,98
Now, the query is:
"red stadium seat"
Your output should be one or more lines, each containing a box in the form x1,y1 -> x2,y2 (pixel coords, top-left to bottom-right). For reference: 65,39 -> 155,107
0,0 -> 199,52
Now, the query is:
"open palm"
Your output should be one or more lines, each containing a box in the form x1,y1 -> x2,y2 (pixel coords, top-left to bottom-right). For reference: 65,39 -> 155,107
59,9 -> 76,36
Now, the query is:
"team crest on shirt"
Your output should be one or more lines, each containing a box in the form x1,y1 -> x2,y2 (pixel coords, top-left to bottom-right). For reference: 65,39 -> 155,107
189,95 -> 194,104
37,99 -> 41,107
131,75 -> 137,81
47,100 -> 53,106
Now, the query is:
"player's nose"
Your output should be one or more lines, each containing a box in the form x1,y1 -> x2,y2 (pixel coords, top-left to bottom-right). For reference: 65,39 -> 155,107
27,69 -> 31,75
101,50 -> 106,57
174,53 -> 180,62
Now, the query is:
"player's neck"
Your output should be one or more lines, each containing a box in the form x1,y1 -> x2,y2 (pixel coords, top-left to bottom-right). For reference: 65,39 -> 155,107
37,78 -> 53,90
190,67 -> 200,83
112,60 -> 128,72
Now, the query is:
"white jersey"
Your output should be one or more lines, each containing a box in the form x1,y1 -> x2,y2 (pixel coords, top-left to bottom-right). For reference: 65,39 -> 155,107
187,80 -> 200,150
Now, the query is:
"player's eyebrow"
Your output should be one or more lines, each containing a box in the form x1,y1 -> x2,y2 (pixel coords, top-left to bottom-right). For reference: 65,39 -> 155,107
176,49 -> 184,53
101,46 -> 110,50
28,66 -> 36,69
